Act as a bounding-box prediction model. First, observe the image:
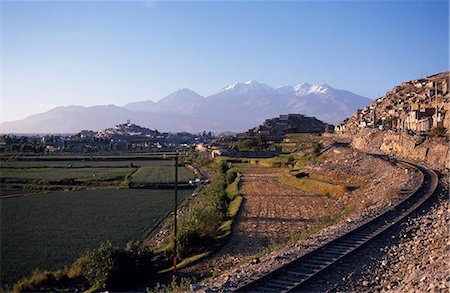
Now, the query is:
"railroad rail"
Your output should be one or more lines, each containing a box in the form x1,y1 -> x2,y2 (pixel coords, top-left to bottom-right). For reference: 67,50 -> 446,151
235,161 -> 438,292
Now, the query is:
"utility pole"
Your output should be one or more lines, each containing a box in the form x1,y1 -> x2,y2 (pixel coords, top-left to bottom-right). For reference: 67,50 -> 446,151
173,151 -> 179,274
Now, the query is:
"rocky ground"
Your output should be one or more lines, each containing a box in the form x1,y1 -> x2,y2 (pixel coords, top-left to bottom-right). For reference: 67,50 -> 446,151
340,194 -> 449,292
181,146 -> 421,292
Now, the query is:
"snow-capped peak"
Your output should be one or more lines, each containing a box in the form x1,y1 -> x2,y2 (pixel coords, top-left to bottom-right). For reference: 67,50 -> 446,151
308,84 -> 330,94
221,82 -> 240,91
292,83 -> 312,95
290,83 -> 331,95
219,80 -> 274,95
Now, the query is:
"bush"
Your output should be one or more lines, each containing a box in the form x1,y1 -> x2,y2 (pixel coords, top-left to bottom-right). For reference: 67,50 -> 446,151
225,174 -> 241,201
226,168 -> 238,184
12,270 -> 59,293
176,203 -> 222,257
82,241 -> 154,290
82,241 -> 117,289
312,142 -> 323,157
226,195 -> 243,218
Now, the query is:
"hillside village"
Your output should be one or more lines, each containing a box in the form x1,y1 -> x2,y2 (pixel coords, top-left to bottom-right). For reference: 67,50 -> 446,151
199,114 -> 329,158
336,72 -> 449,135
241,114 -> 330,140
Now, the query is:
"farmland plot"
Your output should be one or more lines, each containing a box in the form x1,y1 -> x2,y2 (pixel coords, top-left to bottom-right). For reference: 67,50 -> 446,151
0,159 -> 171,168
1,167 -> 134,182
0,189 -> 192,286
131,165 -> 196,185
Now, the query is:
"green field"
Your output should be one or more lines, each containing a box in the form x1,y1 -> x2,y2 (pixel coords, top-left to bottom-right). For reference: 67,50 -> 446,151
1,167 -> 134,182
0,158 -> 196,188
0,159 -> 171,168
131,165 -> 196,186
0,189 -> 192,286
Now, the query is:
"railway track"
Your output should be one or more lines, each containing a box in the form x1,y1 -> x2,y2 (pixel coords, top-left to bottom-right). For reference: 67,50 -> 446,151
235,161 -> 438,292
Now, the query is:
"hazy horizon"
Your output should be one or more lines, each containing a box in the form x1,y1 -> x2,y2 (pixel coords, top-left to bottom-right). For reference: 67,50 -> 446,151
2,0 -> 449,123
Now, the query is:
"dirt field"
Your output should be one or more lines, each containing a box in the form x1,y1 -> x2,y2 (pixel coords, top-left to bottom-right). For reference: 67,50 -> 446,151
182,163 -> 343,278
231,164 -> 342,253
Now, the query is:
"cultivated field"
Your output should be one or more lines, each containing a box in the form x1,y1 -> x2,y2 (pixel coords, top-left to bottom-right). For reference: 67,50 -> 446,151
1,167 -> 133,182
130,165 -> 196,186
0,154 -> 196,286
0,158 -> 195,195
0,159 -> 171,168
0,189 -> 192,286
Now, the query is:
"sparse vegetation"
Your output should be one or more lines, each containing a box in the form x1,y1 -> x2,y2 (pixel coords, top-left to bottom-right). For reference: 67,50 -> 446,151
279,173 -> 348,198
150,276 -> 194,293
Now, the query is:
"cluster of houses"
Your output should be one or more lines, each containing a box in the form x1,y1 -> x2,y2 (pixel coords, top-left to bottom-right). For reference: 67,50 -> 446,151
336,72 -> 449,135
240,114 -> 330,140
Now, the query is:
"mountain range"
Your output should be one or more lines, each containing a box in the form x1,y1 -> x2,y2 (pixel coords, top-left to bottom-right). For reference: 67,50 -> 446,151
1,80 -> 371,133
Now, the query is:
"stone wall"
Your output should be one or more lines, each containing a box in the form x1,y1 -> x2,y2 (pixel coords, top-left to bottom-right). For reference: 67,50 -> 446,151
349,129 -> 449,171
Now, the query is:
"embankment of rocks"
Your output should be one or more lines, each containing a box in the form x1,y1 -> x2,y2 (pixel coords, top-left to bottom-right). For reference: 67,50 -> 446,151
347,129 -> 449,171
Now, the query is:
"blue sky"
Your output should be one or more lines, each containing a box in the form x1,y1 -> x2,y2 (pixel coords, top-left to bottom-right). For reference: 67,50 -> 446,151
1,0 -> 449,122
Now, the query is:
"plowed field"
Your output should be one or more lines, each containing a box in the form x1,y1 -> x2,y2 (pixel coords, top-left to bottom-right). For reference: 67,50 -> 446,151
182,163 -> 342,276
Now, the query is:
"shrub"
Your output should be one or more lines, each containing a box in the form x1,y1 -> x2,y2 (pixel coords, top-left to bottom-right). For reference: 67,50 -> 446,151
286,155 -> 295,165
225,168 -> 238,184
226,195 -> 243,218
82,241 -> 117,289
312,142 -> 323,157
12,270 -> 59,293
176,203 -> 222,257
225,174 -> 241,201
216,159 -> 229,175
82,241 -> 154,290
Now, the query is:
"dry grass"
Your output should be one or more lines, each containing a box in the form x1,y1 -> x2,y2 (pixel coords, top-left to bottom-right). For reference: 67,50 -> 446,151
307,170 -> 368,187
279,174 -> 348,198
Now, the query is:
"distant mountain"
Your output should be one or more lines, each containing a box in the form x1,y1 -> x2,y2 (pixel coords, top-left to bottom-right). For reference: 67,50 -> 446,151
1,81 -> 371,133
0,105 -> 202,133
124,88 -> 204,116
